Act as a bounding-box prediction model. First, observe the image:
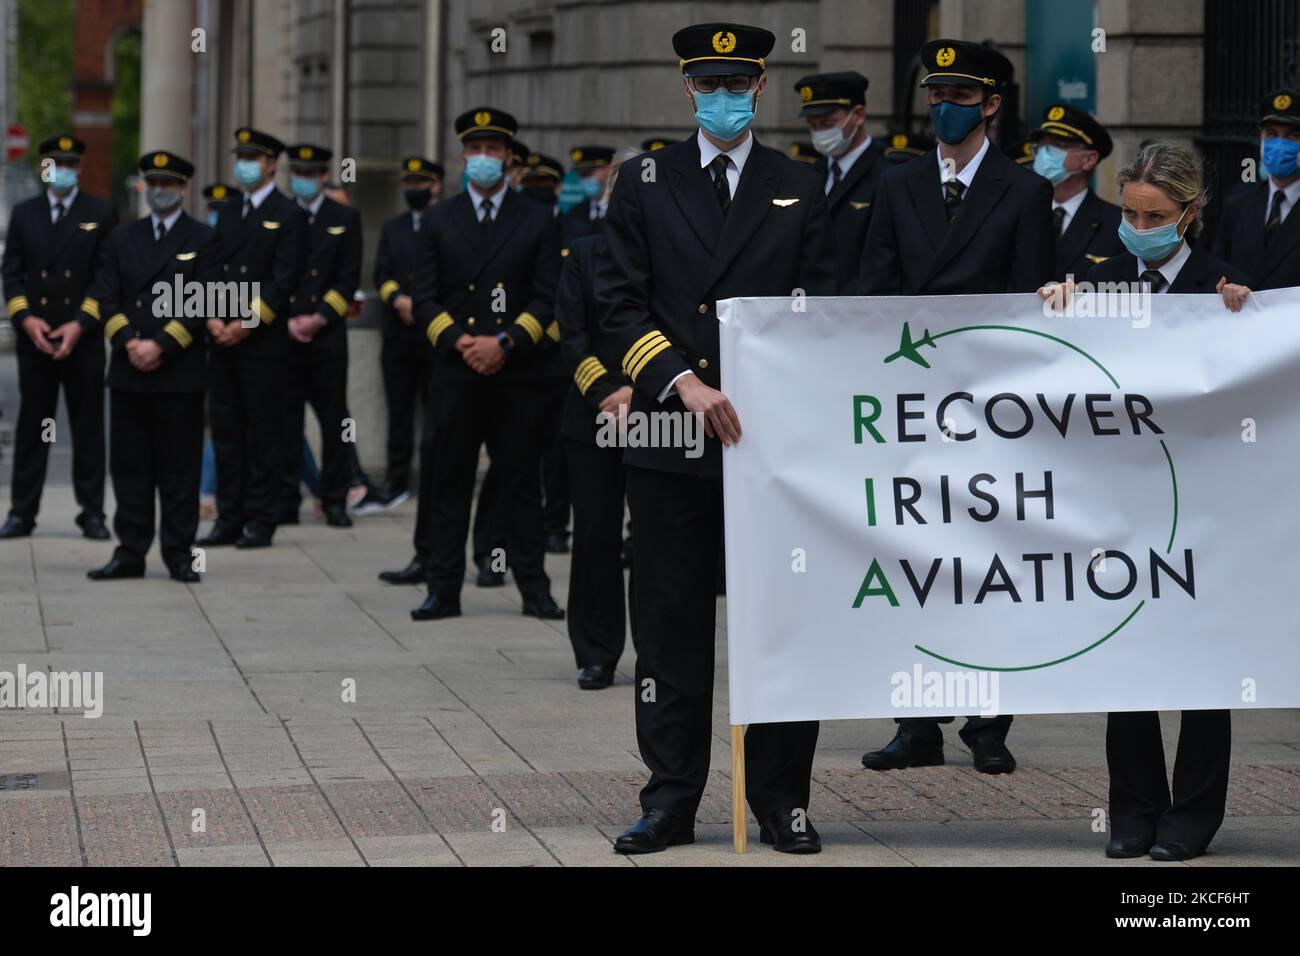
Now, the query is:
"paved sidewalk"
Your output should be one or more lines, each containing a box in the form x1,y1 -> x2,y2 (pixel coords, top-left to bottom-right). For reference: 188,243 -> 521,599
1,486 -> 1298,867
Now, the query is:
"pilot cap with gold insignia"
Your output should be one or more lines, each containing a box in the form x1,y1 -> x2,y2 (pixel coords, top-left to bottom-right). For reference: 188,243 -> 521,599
287,143 -> 331,170
138,151 -> 194,181
455,107 -> 518,142
569,146 -> 614,171
641,137 -> 675,152
400,157 -> 444,181
522,153 -> 565,183
794,71 -> 868,117
202,182 -> 241,205
789,142 -> 819,164
1030,103 -> 1112,160
883,128 -> 935,163
673,22 -> 774,76
231,127 -> 286,157
39,134 -> 86,161
1260,89 -> 1300,127
919,39 -> 1013,90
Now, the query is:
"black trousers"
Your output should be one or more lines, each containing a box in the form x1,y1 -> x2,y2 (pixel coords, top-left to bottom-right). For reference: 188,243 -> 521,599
471,461 -> 506,568
626,465 -> 818,821
541,382 -> 570,538
281,338 -> 350,511
421,379 -> 550,600
411,386 -> 436,562
896,714 -> 1013,745
1107,709 -> 1231,852
209,351 -> 285,537
8,343 -> 105,522
565,438 -> 636,668
380,331 -> 432,494
109,389 -> 203,569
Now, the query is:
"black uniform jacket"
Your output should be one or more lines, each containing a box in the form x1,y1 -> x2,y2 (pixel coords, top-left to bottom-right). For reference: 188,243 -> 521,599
596,135 -> 834,478
411,187 -> 562,382
374,208 -> 426,343
857,144 -> 1054,294
212,187 -> 306,358
558,234 -> 629,443
560,198 -> 603,255
1085,241 -> 1251,292
90,212 -> 220,392
4,189 -> 117,352
1055,189 -> 1125,282
289,196 -> 361,350
811,138 -> 887,292
1210,182 -> 1300,290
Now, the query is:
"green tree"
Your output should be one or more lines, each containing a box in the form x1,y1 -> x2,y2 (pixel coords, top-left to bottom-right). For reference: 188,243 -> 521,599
17,0 -> 75,170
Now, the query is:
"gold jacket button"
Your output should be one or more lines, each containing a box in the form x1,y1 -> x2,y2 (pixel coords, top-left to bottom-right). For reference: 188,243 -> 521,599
223,264 -> 229,271
311,269 -> 318,276
495,319 -> 503,326
63,297 -> 70,305
65,270 -> 72,278
697,304 -> 707,314
40,270 -> 47,278
290,295 -> 296,303
468,283 -> 475,291
468,318 -> 476,326
240,265 -> 247,274
698,358 -> 709,370
136,299 -> 143,307
39,297 -> 47,305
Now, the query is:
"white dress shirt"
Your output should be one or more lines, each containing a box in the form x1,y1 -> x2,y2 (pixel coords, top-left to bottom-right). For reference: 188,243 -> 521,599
1138,240 -> 1192,293
48,187 -> 78,222
1052,188 -> 1088,234
825,133 -> 873,194
936,136 -> 990,199
468,182 -> 506,222
150,207 -> 183,241
243,179 -> 276,214
1265,176 -> 1300,225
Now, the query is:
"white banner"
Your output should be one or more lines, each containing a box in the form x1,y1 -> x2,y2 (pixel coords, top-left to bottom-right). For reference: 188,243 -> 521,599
720,290 -> 1300,725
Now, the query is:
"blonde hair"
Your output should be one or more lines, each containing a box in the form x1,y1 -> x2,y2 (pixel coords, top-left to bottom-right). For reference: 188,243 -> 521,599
1115,140 -> 1209,238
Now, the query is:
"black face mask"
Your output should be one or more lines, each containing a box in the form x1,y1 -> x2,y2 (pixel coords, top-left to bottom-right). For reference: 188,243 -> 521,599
521,186 -> 558,206
403,188 -> 432,210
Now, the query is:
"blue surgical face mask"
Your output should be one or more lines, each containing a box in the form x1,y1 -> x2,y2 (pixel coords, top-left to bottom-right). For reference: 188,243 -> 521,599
1262,136 -> 1300,179
929,100 -> 985,146
693,88 -> 756,141
234,158 -> 263,187
207,210 -> 220,228
465,154 -> 504,189
1118,206 -> 1189,262
291,175 -> 321,201
49,165 -> 78,193
580,175 -> 603,199
1032,144 -> 1072,186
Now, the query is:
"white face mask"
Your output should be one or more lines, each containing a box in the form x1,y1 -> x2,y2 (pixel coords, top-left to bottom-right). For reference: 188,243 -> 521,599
811,114 -> 856,157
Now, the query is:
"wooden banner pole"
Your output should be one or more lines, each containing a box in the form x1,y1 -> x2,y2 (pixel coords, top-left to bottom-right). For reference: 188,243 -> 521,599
731,724 -> 747,853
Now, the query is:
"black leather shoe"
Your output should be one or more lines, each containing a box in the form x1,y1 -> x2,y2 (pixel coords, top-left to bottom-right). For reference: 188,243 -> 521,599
411,592 -> 461,621
197,523 -> 240,547
759,810 -> 822,854
235,531 -> 273,549
578,665 -> 615,690
378,558 -> 426,585
522,593 -> 565,620
169,564 -> 201,583
1105,836 -> 1152,859
76,512 -> 111,540
861,732 -> 944,770
323,504 -> 353,528
0,516 -> 34,539
1149,840 -> 1199,861
475,560 -> 506,588
613,809 -> 694,854
87,557 -> 144,580
970,736 -> 1017,774
545,531 -> 570,554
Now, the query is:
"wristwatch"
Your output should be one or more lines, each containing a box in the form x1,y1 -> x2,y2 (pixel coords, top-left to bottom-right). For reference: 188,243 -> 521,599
496,331 -> 514,353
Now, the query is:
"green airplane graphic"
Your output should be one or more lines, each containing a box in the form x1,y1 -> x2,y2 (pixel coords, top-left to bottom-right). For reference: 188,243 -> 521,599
883,321 -> 936,368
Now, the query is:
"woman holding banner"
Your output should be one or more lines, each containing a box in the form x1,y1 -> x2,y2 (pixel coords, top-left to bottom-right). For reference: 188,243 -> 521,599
1041,140 -> 1249,860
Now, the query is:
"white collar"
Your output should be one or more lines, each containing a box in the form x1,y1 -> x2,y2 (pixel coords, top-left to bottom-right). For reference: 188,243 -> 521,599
697,128 -> 754,176
298,193 -> 325,217
1053,188 -> 1088,218
150,208 -> 183,234
48,187 -> 78,209
1138,240 -> 1193,290
937,136 -> 990,189
247,179 -> 277,209
468,182 -> 506,214
1267,175 -> 1300,207
830,132 -> 873,176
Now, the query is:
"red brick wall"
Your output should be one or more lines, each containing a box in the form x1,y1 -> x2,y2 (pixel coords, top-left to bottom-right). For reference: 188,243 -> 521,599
71,0 -> 141,198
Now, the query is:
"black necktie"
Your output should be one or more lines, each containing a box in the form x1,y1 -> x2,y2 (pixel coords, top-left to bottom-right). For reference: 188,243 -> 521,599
943,180 -> 964,223
1265,189 -> 1285,241
156,221 -> 167,243
830,161 -> 842,191
412,212 -> 421,232
1139,269 -> 1166,293
54,202 -> 66,224
1052,206 -> 1066,239
480,198 -> 495,228
710,155 -> 731,214
242,197 -> 251,219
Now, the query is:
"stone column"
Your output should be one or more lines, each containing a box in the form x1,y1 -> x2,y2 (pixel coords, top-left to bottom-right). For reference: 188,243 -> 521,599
140,0 -> 195,213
